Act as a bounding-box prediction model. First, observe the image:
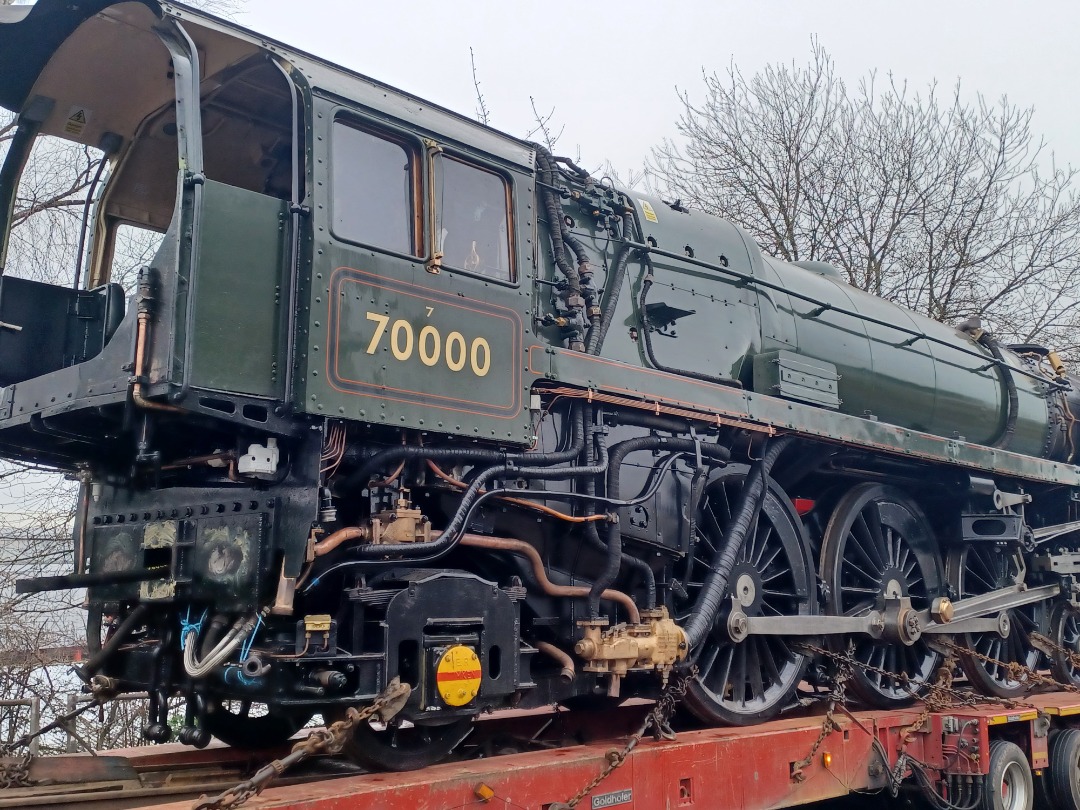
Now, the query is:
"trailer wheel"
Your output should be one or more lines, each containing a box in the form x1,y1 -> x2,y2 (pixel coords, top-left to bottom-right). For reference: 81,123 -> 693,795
982,740 -> 1033,810
1048,728 -> 1080,810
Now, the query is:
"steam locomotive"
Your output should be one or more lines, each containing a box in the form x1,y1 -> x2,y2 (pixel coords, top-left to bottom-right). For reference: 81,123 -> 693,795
3,0 -> 1080,770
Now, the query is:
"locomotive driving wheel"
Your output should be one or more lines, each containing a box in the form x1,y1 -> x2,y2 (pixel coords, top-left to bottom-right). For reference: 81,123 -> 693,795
948,543 -> 1047,698
326,707 -> 473,771
1048,602 -> 1080,688
672,465 -> 815,726
200,699 -> 313,749
819,484 -> 945,708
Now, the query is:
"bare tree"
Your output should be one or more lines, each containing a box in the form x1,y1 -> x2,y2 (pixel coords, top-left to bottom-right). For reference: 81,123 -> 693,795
650,41 -> 1080,354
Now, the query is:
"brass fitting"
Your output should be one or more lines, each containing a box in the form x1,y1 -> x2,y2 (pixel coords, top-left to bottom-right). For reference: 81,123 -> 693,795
574,607 -> 688,696
368,492 -> 431,545
930,597 -> 954,624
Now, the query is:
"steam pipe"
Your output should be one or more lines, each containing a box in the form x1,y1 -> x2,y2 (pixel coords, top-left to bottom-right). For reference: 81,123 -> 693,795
535,641 -> 575,682
77,605 -> 149,681
458,533 -> 639,623
588,433 -> 731,618
132,271 -> 183,413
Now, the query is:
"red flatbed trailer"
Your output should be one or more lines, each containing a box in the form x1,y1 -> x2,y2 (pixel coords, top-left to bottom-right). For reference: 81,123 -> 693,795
103,693 -> 1080,810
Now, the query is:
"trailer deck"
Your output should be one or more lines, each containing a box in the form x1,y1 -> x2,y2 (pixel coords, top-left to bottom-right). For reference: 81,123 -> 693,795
10,690 -> 1080,810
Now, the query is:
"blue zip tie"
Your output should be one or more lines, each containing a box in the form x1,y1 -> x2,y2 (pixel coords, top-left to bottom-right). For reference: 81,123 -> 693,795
239,613 -> 263,663
179,608 -> 208,651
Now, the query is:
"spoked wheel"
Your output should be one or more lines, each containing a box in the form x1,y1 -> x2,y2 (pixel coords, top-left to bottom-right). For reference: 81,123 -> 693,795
328,708 -> 473,771
200,699 -> 312,749
672,464 -> 815,726
1049,603 -> 1080,688
948,543 -> 1047,698
820,484 -> 945,708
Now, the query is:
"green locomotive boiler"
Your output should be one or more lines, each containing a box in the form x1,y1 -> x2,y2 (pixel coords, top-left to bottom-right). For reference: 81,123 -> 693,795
3,0 -> 1080,768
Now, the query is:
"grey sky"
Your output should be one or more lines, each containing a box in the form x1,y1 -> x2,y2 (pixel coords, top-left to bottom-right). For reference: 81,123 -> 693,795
241,0 -> 1080,179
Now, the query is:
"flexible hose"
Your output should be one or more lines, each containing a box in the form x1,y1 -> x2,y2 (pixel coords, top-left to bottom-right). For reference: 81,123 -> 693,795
587,211 -> 635,355
582,412 -> 658,612
337,403 -> 586,493
588,434 -> 731,618
683,436 -> 794,649
182,614 -> 256,679
77,604 -> 149,681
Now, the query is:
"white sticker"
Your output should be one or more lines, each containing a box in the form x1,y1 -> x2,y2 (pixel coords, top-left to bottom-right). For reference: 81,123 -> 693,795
639,199 -> 658,224
64,106 -> 91,136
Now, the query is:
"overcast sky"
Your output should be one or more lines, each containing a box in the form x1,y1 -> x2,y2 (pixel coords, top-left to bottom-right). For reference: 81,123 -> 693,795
236,0 -> 1080,182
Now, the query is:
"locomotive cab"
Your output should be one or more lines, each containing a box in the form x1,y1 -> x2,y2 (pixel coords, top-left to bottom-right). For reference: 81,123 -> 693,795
0,0 -> 304,468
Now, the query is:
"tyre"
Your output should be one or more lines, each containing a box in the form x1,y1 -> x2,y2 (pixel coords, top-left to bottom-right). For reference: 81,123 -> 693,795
981,739 -> 1033,810
1048,728 -> 1080,810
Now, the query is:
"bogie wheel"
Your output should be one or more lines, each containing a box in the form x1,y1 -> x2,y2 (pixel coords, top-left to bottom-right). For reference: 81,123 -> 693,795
982,740 -> 1033,810
1048,727 -> 1080,810
819,484 -> 945,708
672,464 -> 816,726
947,544 -> 1047,698
1049,603 -> 1080,688
326,707 -> 473,771
199,699 -> 312,749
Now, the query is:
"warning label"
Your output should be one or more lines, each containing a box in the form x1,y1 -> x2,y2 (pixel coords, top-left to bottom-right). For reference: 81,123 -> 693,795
64,106 -> 90,136
639,199 -> 659,223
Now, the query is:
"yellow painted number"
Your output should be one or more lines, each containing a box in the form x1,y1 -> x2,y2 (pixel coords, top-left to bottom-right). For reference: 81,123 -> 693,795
419,325 -> 441,366
364,312 -> 389,354
364,313 -> 493,377
391,320 -> 414,361
446,331 -> 467,372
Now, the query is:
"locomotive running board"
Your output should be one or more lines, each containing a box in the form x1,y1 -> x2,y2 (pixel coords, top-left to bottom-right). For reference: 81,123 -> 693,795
729,582 -> 1060,641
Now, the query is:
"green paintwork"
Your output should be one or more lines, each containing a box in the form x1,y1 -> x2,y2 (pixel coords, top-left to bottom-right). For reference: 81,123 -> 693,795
188,180 -> 287,398
536,345 -> 1080,487
296,98 -> 538,443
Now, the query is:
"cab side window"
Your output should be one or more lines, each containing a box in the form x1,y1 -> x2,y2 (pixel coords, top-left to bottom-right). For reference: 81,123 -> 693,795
434,155 -> 513,281
332,123 -> 418,255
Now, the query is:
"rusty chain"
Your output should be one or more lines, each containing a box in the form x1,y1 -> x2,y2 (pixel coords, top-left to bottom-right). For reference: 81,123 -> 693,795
0,676 -> 116,790
0,755 -> 32,790
790,645 -> 853,782
548,667 -> 697,810
191,677 -> 411,810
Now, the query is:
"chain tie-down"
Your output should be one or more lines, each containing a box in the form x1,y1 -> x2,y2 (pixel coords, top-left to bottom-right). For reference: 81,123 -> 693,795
191,677 -> 411,810
548,666 -> 696,810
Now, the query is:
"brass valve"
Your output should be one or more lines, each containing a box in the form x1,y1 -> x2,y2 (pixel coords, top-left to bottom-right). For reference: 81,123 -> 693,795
368,490 -> 431,545
574,607 -> 688,697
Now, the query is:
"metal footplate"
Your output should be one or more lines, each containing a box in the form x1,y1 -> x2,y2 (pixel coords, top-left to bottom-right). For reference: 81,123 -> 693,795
726,582 -> 1060,644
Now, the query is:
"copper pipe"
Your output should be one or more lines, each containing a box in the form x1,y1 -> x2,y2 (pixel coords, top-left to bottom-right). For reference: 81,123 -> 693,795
425,460 -> 606,524
132,311 -> 183,413
310,527 -> 639,622
535,640 -> 575,682
312,526 -> 368,557
371,459 -> 406,488
459,533 -> 639,623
